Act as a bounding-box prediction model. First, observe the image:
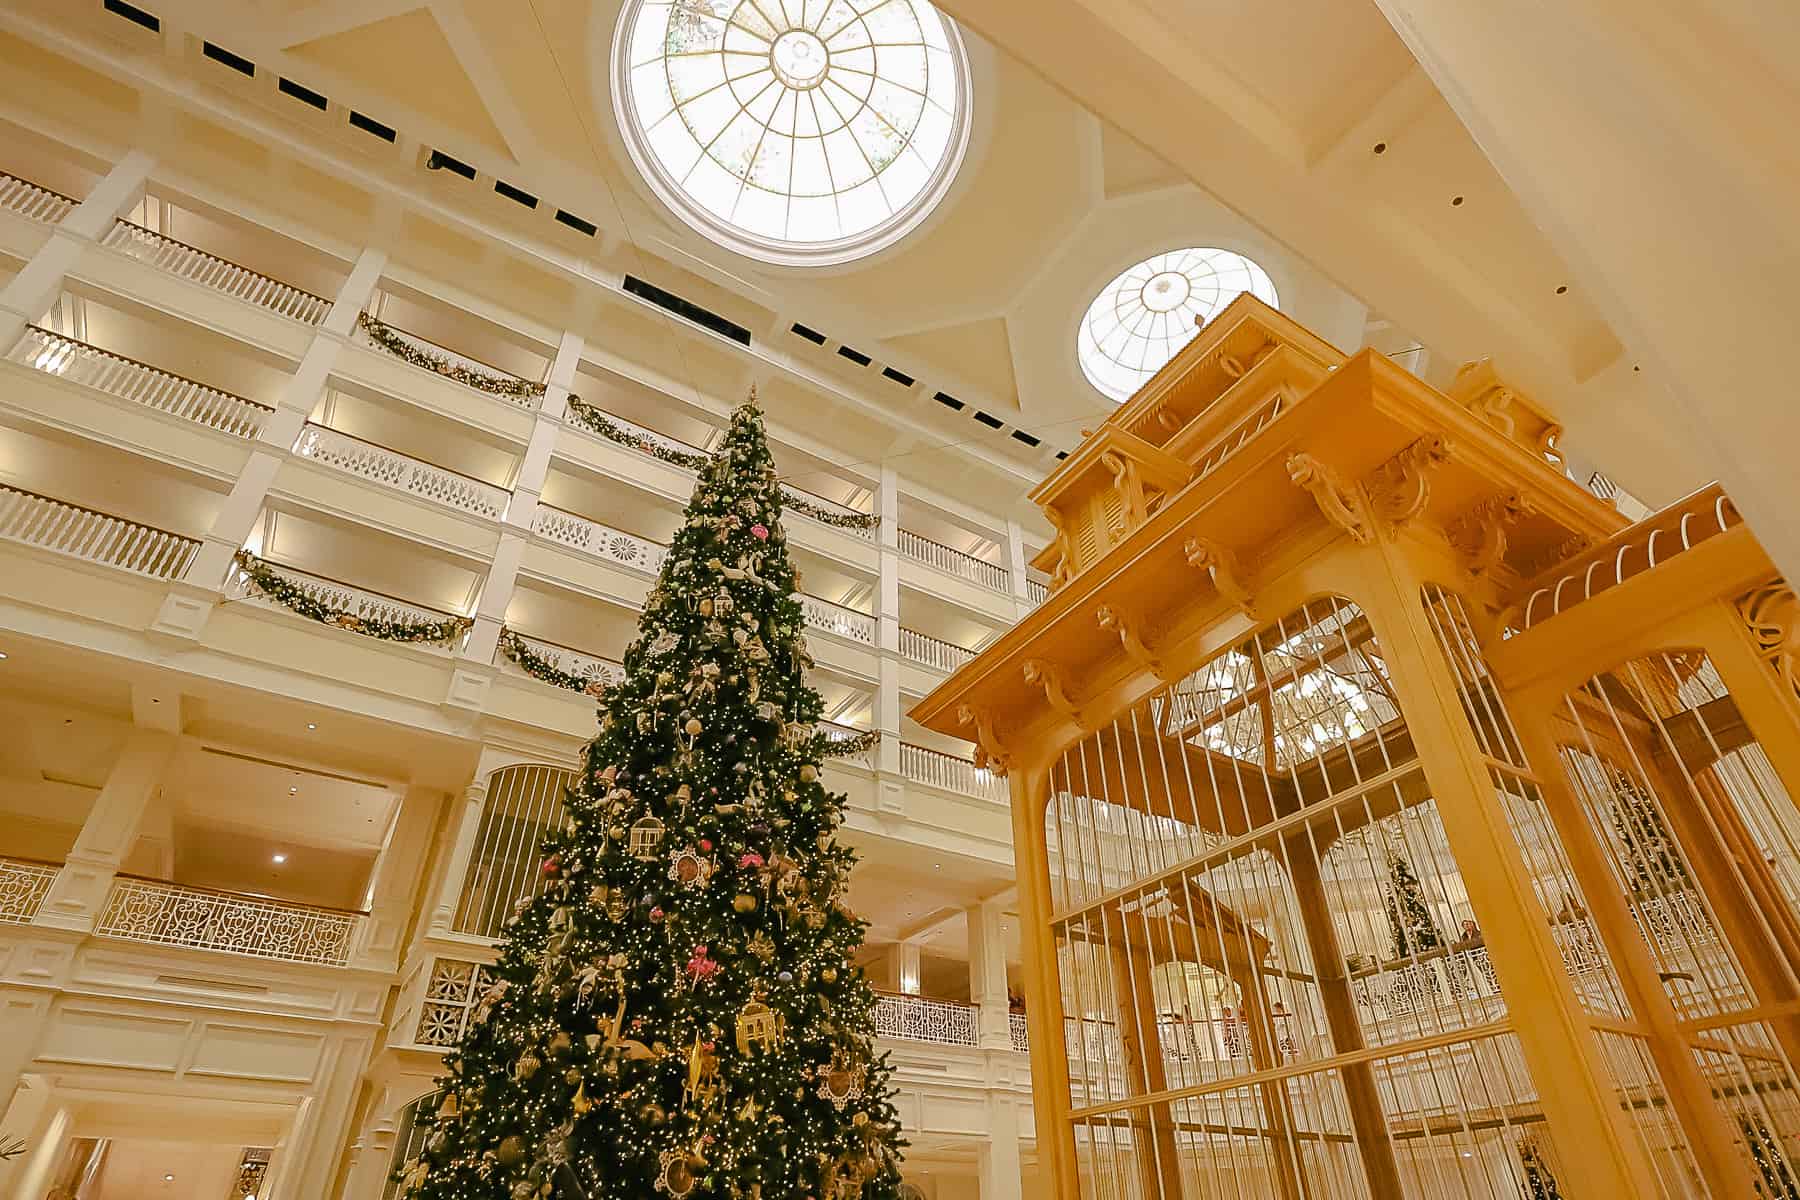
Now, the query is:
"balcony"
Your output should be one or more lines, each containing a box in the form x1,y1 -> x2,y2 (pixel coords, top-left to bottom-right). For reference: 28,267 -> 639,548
0,169 -> 75,224
8,324 -> 272,439
898,527 -> 1009,591
353,312 -> 544,410
228,556 -> 471,651
900,742 -> 1007,802
93,874 -> 363,966
99,219 -> 333,325
899,626 -> 976,673
0,856 -> 58,924
494,628 -> 625,692
294,422 -> 510,520
0,482 -> 199,581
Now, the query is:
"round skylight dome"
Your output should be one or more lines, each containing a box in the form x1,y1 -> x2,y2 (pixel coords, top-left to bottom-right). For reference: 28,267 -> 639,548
612,0 -> 973,267
1077,248 -> 1279,403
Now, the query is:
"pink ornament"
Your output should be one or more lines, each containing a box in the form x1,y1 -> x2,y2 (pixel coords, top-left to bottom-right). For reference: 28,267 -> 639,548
650,907 -> 665,922
750,523 -> 769,541
699,838 -> 713,852
739,852 -> 765,869
686,944 -> 719,981
541,854 -> 559,875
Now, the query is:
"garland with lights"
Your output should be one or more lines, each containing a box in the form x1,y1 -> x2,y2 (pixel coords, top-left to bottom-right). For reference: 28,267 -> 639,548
400,393 -> 906,1200
566,395 -> 712,471
498,628 -> 612,697
357,312 -> 547,401
819,730 -> 881,759
233,550 -> 473,645
565,396 -> 879,533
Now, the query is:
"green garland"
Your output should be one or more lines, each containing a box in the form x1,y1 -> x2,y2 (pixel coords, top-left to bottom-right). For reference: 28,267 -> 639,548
565,396 -> 711,471
498,628 -> 611,696
358,312 -> 546,401
565,397 -> 879,531
820,729 -> 881,759
234,550 -> 472,645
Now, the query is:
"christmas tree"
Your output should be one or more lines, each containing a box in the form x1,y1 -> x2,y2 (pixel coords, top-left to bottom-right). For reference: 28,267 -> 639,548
1384,850 -> 1443,960
1745,1115 -> 1800,1200
1607,767 -> 1689,898
400,397 -> 905,1200
1518,1140 -> 1563,1200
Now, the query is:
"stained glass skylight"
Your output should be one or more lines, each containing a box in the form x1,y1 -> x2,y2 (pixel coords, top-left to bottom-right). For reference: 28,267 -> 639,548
612,0 -> 972,266
1077,248 -> 1279,403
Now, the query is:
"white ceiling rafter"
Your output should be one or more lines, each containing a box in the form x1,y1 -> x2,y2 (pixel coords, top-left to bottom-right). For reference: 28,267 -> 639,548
189,0 -> 426,52
428,0 -> 542,165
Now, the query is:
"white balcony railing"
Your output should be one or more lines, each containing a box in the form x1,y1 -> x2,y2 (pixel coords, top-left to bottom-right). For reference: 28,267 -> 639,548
353,313 -> 544,408
294,423 -> 509,519
0,484 -> 199,580
898,528 -> 1009,591
800,593 -> 876,644
1027,578 -> 1048,606
900,742 -> 1007,801
7,325 -> 271,438
228,557 -> 468,646
873,993 -> 980,1047
532,504 -> 670,575
899,626 -> 974,672
0,857 -> 59,924
1009,1011 -> 1030,1053
493,630 -> 626,691
0,170 -> 76,224
100,220 -> 333,325
94,876 -> 361,966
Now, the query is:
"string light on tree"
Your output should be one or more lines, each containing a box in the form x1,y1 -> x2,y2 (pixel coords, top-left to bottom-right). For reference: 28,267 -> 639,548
397,394 -> 906,1200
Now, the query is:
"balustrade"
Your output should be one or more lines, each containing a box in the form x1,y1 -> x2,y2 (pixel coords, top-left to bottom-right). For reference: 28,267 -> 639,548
94,875 -> 361,965
0,856 -> 59,924
899,742 -> 1006,801
531,504 -> 669,574
897,528 -> 1009,591
294,423 -> 509,519
0,170 -> 76,224
899,626 -> 974,672
0,483 -> 198,580
493,630 -> 626,691
100,220 -> 332,324
354,313 -> 544,408
872,992 -> 980,1047
798,593 -> 876,644
228,557 -> 467,642
1008,1011 -> 1030,1052
8,325 -> 271,438
1026,578 -> 1048,606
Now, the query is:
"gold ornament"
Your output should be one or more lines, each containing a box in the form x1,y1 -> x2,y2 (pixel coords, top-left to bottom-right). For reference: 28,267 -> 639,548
821,966 -> 838,983
629,816 -> 667,861
735,990 -> 784,1056
436,1092 -> 461,1119
816,1050 -> 866,1110
683,1032 -> 722,1111
669,846 -> 714,889
684,717 -> 703,736
655,1145 -> 706,1199
607,891 -> 628,921
747,931 -> 776,962
496,1135 -> 526,1167
800,764 -> 819,783
733,893 -> 758,913
572,1081 -> 592,1114
514,1051 -> 541,1080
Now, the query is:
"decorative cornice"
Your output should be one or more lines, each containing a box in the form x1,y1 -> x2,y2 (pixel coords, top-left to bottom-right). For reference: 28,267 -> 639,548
1286,453 -> 1374,545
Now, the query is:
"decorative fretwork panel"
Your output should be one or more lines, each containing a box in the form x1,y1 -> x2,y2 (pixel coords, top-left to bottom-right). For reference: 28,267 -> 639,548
94,877 -> 359,965
415,956 -> 494,1047
0,857 -> 58,924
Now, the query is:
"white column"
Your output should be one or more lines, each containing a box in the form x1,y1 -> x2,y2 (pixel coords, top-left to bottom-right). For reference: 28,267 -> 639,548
350,785 -> 443,971
339,1101 -> 401,1200
978,1095 -> 1026,1200
1369,0 -> 1800,579
875,466 -> 904,788
4,1102 -> 71,1200
968,898 -> 1012,1051
265,1032 -> 377,1200
895,941 -> 922,996
450,331 -> 582,698
32,729 -> 176,931
0,988 -> 52,1128
425,774 -> 491,938
0,151 -> 154,346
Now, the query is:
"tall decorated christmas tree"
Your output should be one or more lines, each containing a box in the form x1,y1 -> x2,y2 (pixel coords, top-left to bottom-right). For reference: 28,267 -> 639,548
400,397 -> 905,1200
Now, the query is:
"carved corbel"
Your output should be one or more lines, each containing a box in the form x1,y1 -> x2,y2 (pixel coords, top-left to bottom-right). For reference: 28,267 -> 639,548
1100,450 -> 1138,533
1739,581 -> 1800,701
1454,492 -> 1532,576
1096,604 -> 1162,676
1184,536 -> 1256,618
1370,434 -> 1453,531
1287,453 -> 1375,545
1042,506 -> 1073,592
955,704 -> 1011,775
1022,658 -> 1081,723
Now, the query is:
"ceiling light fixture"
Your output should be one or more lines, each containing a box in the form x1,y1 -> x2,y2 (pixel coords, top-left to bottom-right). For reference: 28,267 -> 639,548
0,650 -> 9,659
165,1175 -> 175,1182
289,786 -> 298,795
306,722 -> 317,731
272,853 -> 287,864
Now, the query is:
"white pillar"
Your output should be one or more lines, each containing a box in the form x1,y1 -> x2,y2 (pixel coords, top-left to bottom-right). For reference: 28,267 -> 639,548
339,1104 -> 401,1200
0,988 -> 52,1127
5,1103 -> 71,1200
895,941 -> 922,996
350,786 -> 443,971
425,774 -> 491,938
1369,0 -> 1800,578
977,1095 -> 1025,1200
0,150 -> 154,345
265,1032 -> 376,1200
968,898 -> 1012,1051
874,466 -> 904,789
33,729 -> 176,931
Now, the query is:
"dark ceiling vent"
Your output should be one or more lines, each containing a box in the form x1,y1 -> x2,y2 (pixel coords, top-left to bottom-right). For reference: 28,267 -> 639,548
495,180 -> 539,209
1055,450 -> 1070,461
932,390 -> 965,412
972,410 -> 1004,430
623,275 -> 752,347
202,42 -> 254,76
349,111 -> 396,142
278,77 -> 328,111
881,366 -> 915,387
555,209 -> 597,237
791,323 -> 826,345
426,149 -> 476,180
103,0 -> 159,32
836,345 -> 872,367
1010,429 -> 1041,447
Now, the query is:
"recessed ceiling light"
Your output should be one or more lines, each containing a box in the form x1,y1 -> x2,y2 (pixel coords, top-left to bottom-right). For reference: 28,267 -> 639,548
272,853 -> 287,864
0,651 -> 10,660
933,863 -> 941,869
165,1175 -> 175,1182
289,786 -> 298,795
306,722 -> 317,731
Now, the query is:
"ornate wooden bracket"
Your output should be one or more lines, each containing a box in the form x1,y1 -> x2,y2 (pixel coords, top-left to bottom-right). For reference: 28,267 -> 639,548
955,704 -> 1011,775
1096,604 -> 1162,676
1739,581 -> 1800,702
1287,453 -> 1375,545
1022,658 -> 1081,723
1370,434 -> 1453,531
1184,536 -> 1256,618
1455,491 -> 1532,576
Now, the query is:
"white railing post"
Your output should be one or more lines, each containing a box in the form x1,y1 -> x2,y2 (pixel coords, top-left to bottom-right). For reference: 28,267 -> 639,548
32,729 -> 176,932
